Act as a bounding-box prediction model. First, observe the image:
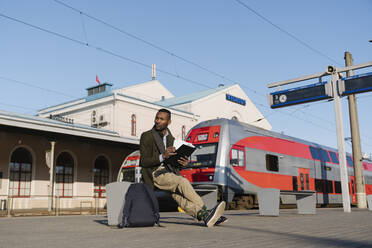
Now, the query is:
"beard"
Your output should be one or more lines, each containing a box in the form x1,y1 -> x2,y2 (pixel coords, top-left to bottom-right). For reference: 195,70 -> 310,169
154,124 -> 166,131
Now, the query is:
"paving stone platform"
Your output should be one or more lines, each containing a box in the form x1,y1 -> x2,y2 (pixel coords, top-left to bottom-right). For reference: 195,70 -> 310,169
0,208 -> 371,248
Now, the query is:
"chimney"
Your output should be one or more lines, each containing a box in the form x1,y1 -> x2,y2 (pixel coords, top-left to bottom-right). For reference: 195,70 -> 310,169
152,64 -> 156,80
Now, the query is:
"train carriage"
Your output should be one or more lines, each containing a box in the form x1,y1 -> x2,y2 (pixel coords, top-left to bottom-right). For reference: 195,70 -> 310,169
118,118 -> 372,209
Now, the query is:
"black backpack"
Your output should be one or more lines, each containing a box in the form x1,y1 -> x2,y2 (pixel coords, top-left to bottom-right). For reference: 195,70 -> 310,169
120,183 -> 160,227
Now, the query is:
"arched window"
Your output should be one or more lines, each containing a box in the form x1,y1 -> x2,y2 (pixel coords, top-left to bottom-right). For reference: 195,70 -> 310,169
9,147 -> 32,197
232,116 -> 238,121
55,152 -> 74,197
131,114 -> 136,136
93,156 -> 109,198
182,125 -> 186,140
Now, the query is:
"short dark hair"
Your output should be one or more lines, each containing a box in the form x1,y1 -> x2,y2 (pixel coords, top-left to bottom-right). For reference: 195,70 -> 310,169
158,108 -> 171,120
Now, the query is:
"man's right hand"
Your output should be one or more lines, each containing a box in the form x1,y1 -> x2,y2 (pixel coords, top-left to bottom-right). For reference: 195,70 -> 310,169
162,146 -> 176,159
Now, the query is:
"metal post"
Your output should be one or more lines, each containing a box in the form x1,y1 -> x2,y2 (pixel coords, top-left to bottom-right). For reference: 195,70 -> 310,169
135,167 -> 142,183
7,196 -> 12,217
332,73 -> 351,212
344,51 -> 367,208
95,197 -> 98,216
55,196 -> 58,216
48,141 -> 56,212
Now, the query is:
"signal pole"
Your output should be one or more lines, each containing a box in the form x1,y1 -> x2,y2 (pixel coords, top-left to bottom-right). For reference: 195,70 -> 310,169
344,51 -> 367,208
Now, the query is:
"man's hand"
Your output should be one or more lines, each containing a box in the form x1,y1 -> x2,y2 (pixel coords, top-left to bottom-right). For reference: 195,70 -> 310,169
177,156 -> 189,167
162,146 -> 176,159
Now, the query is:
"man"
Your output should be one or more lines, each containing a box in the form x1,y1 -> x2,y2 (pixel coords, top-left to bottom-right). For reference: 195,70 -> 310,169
140,108 -> 226,227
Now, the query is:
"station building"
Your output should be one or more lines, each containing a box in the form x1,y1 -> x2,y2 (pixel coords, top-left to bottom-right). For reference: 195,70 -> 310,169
37,80 -> 271,139
0,78 -> 271,212
0,110 -> 138,212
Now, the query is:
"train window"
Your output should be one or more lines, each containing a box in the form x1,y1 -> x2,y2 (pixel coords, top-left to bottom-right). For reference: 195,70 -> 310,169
121,168 -> 135,182
329,151 -> 339,164
309,146 -> 321,160
315,179 -> 323,193
319,149 -> 330,162
334,181 -> 341,193
230,148 -> 244,167
346,156 -> 354,167
306,174 -> 310,190
300,173 -> 304,190
266,154 -> 279,172
292,176 -> 298,191
326,180 -> 334,193
189,143 -> 218,168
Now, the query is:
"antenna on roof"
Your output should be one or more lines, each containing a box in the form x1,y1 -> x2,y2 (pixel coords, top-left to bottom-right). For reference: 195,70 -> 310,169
152,64 -> 156,80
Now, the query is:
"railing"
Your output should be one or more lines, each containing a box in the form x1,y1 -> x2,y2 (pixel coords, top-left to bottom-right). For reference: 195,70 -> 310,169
1,195 -> 106,217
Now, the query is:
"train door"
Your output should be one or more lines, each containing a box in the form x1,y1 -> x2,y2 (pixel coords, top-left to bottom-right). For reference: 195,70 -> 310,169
298,168 -> 312,191
349,176 -> 356,204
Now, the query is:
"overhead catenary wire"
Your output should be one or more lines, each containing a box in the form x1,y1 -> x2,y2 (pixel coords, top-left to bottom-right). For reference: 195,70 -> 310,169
234,0 -> 343,66
0,101 -> 37,111
0,76 -> 79,99
2,11 -> 371,150
0,13 -> 356,129
53,0 -> 354,135
52,0 -> 265,97
52,0 -> 343,122
0,12 -> 213,90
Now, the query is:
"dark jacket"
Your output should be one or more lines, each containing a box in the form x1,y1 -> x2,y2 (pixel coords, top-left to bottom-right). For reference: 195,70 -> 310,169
139,128 -> 175,189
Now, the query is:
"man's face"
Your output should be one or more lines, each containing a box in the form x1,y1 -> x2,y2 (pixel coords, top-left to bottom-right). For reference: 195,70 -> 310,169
154,111 -> 171,131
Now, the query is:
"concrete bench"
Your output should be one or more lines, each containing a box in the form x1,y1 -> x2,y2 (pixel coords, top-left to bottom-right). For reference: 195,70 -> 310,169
367,195 -> 372,211
193,184 -> 218,210
258,188 -> 316,216
106,182 -> 132,226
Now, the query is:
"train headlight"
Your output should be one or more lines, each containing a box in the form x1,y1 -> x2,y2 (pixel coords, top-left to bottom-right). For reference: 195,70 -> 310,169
208,175 -> 214,181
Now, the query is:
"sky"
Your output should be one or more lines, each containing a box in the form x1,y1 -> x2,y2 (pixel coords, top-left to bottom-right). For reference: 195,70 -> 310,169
1,0 -> 371,156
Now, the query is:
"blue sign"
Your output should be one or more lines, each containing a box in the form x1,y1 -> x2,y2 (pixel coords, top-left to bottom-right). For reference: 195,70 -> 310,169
226,94 -> 246,105
269,81 -> 331,109
341,72 -> 372,96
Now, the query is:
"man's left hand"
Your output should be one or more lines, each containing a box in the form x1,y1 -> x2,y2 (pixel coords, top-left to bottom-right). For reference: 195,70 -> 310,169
177,156 -> 189,167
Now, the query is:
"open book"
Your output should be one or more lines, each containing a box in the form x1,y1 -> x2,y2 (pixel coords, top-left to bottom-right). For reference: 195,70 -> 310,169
164,140 -> 196,168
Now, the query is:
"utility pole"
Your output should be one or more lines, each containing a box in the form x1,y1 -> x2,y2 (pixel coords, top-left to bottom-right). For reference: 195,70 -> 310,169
344,51 -> 367,208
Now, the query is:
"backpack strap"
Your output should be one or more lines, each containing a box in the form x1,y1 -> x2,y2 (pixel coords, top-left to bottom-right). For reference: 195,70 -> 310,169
121,184 -> 134,227
142,183 -> 161,227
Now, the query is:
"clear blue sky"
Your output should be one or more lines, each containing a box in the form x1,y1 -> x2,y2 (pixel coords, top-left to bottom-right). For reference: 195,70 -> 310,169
1,0 -> 371,155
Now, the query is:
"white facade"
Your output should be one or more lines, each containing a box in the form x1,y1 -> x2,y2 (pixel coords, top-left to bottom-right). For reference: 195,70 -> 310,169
37,80 -> 271,141
157,84 -> 271,130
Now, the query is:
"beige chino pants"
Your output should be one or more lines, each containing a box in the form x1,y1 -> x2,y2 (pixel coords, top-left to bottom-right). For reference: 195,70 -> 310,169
152,166 -> 204,218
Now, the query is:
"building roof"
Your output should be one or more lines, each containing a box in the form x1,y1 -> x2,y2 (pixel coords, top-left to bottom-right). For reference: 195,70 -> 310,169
154,84 -> 234,107
0,109 -> 139,145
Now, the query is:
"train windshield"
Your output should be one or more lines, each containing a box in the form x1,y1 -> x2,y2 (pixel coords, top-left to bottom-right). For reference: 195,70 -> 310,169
119,167 -> 135,182
188,143 -> 218,168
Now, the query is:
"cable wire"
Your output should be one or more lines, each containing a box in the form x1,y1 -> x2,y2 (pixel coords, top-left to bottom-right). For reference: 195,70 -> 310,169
0,12 -> 213,90
234,0 -> 342,66
0,76 -> 78,99
2,10 -> 371,150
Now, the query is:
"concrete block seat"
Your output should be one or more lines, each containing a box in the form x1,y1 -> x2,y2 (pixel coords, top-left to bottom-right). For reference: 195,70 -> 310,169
258,188 -> 316,216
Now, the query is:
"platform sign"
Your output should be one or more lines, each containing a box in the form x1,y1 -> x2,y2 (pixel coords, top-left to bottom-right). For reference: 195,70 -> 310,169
340,72 -> 372,96
269,81 -> 332,109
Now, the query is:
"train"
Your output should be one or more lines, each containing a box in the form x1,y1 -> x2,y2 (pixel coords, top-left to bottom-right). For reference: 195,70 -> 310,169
117,118 -> 372,209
